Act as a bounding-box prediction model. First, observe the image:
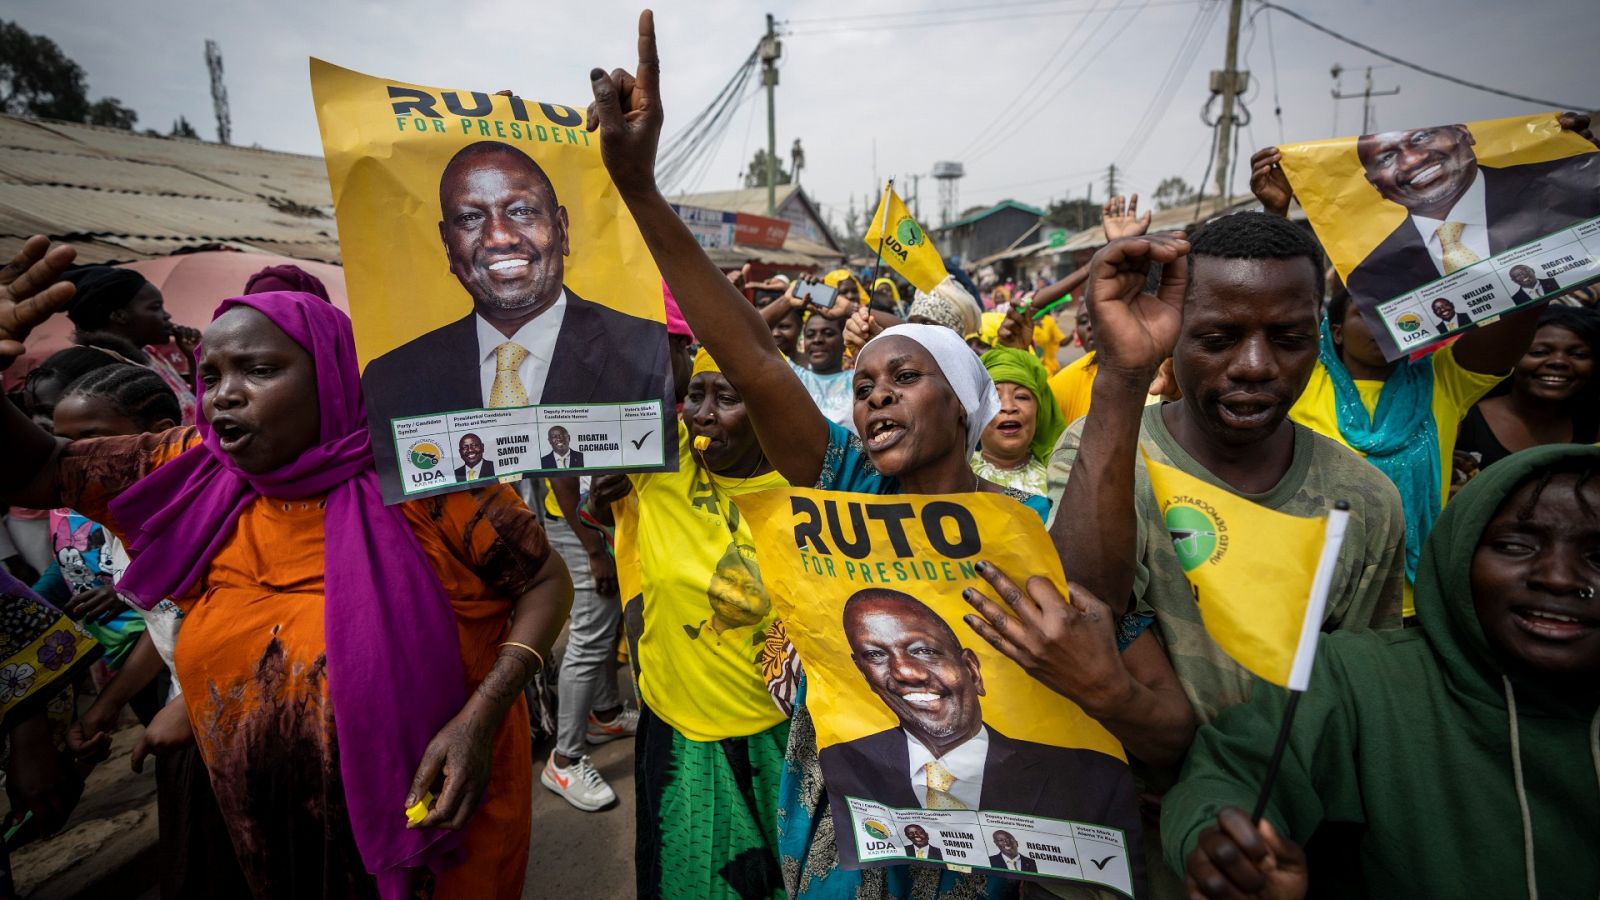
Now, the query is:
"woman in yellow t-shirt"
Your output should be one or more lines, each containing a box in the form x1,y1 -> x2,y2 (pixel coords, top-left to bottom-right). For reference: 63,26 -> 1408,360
592,349 -> 793,900
1289,288 -> 1542,599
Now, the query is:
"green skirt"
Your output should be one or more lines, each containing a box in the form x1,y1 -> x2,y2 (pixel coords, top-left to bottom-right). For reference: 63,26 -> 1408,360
635,703 -> 790,900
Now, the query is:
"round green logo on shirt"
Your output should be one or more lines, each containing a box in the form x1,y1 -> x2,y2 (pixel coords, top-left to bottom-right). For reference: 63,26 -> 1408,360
1165,505 -> 1219,571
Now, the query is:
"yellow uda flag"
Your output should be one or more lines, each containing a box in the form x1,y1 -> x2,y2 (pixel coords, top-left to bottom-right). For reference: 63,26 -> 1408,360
1143,453 -> 1327,686
864,184 -> 946,293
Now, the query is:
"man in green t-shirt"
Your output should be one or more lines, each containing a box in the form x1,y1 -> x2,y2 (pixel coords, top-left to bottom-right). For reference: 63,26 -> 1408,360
1042,212 -> 1405,897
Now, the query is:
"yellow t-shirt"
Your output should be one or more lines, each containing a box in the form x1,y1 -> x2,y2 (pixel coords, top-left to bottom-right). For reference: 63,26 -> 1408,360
627,422 -> 791,741
1033,314 -> 1067,375
1048,351 -> 1097,427
1290,344 -> 1505,616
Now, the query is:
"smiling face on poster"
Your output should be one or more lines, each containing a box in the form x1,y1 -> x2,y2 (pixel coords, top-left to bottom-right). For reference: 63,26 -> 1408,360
310,59 -> 674,503
734,488 -> 1144,897
1278,112 -> 1600,361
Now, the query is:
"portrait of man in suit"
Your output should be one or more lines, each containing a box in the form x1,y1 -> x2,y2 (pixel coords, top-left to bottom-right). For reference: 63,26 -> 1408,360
453,432 -> 494,482
1431,297 -> 1473,333
817,589 -> 1141,832
1343,119 -> 1600,306
988,830 -> 1037,873
539,425 -> 584,470
360,140 -> 672,494
1508,264 -> 1562,305
902,824 -> 941,861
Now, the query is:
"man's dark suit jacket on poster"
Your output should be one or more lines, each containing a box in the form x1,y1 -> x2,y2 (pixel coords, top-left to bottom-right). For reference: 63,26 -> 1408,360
361,288 -> 672,501
1436,311 -> 1473,332
1344,155 -> 1600,357
989,853 -> 1038,873
539,450 -> 584,470
905,845 -> 942,861
454,459 -> 495,482
818,725 -> 1143,890
1512,277 -> 1563,305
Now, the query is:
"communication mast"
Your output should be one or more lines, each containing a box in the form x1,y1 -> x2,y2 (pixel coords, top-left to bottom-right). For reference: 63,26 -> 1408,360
206,40 -> 231,145
932,161 -> 965,228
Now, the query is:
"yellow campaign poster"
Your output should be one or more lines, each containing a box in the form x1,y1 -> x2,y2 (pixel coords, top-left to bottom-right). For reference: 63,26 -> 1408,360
735,488 -> 1141,897
865,185 -> 948,294
310,59 -> 673,504
1277,112 -> 1600,361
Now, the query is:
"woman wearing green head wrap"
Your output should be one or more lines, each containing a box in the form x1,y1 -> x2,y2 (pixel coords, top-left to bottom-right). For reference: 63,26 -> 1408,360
970,347 -> 1065,495
1164,442 -> 1600,899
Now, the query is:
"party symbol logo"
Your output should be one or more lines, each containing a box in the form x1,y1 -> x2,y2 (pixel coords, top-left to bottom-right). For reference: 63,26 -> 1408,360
409,440 -> 443,471
1396,313 -> 1422,333
1165,504 -> 1221,572
895,217 -> 924,247
863,819 -> 891,840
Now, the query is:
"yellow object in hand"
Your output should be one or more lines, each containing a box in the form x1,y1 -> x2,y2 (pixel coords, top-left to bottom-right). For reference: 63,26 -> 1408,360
693,435 -> 711,451
405,792 -> 435,826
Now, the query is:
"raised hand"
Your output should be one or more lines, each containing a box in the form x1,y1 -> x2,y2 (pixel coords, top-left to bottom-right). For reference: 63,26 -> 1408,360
995,302 -> 1035,351
0,236 -> 77,367
1084,232 -> 1188,377
1559,111 -> 1599,150
1101,194 -> 1151,241
961,561 -> 1130,717
1186,807 -> 1309,900
587,10 -> 663,198
843,304 -> 879,358
1249,147 -> 1294,217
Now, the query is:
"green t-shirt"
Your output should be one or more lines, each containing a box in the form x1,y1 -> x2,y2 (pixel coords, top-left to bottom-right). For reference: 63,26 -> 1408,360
1046,403 -> 1406,727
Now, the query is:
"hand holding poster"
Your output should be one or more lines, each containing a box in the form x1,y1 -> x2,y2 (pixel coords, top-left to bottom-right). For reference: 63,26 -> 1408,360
1278,112 -> 1600,360
735,488 -> 1143,897
310,60 -> 674,503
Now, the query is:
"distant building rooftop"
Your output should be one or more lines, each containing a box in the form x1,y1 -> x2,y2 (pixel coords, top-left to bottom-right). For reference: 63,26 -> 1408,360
0,113 -> 338,264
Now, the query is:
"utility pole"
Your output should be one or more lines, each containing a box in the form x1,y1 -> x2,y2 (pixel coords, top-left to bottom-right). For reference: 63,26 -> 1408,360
1105,163 -> 1119,198
911,173 -> 922,220
205,39 -> 231,145
1211,0 -> 1246,198
760,15 -> 782,216
1332,65 -> 1400,134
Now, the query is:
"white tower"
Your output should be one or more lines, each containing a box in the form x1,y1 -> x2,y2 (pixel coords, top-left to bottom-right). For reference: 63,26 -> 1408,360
932,161 -> 965,227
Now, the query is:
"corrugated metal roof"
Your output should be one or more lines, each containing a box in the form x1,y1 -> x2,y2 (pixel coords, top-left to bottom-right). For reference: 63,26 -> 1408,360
0,113 -> 338,263
669,184 -> 802,216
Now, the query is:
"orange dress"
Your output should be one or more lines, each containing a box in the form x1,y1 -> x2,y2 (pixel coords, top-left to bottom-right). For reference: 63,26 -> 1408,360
61,428 -> 541,898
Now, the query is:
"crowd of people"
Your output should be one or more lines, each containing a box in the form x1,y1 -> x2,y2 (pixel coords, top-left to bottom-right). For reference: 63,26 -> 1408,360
0,11 -> 1596,900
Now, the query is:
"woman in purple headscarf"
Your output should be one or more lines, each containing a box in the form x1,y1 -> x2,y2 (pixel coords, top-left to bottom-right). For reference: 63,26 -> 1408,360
0,237 -> 573,899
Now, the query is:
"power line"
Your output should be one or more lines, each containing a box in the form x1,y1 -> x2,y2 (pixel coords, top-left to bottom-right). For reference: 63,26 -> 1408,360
780,0 -> 1201,34
1111,0 -> 1223,170
967,0 -> 1155,165
783,0 -> 1126,24
1255,1 -> 1587,109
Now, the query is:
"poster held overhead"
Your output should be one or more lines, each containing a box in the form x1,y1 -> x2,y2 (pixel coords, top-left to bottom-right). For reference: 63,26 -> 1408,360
1277,112 -> 1600,361
310,59 -> 675,504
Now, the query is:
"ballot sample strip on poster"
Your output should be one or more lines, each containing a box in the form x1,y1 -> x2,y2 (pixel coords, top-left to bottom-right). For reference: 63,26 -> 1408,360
734,489 -> 1143,897
309,59 -> 674,503
1278,112 -> 1600,361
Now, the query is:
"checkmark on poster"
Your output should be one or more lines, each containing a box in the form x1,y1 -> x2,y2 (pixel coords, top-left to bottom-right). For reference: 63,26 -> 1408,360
1090,855 -> 1116,871
630,430 -> 655,450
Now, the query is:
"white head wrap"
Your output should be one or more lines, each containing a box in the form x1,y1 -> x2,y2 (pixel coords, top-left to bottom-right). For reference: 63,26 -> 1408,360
908,275 -> 982,338
862,323 -> 1000,454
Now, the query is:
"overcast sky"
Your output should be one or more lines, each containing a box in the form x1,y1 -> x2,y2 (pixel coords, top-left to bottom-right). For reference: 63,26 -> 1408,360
10,0 -> 1593,232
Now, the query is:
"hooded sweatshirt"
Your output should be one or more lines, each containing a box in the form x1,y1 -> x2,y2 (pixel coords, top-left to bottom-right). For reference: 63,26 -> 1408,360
1161,443 -> 1600,898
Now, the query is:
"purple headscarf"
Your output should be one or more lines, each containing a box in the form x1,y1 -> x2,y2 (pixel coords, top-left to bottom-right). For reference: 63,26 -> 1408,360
244,264 -> 332,303
108,292 -> 466,894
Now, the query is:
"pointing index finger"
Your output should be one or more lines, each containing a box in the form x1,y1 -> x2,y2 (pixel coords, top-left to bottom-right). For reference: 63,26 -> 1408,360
636,9 -> 659,99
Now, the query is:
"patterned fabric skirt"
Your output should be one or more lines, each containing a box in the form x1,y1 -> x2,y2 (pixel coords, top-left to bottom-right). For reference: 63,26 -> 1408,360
635,703 -> 790,900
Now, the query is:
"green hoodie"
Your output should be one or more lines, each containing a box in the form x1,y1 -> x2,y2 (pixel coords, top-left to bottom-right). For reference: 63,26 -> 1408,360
1162,443 -> 1600,898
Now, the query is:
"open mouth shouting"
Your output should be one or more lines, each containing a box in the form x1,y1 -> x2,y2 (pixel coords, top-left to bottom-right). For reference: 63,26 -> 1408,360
1511,605 -> 1598,643
210,415 -> 254,454
1215,392 -> 1280,430
866,416 -> 907,452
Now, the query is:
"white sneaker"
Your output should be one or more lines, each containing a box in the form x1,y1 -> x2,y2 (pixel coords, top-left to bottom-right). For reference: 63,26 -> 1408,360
585,707 -> 640,744
541,753 -> 617,812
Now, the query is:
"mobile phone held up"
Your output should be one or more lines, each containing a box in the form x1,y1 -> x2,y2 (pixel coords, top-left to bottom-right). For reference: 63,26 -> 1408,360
795,281 -> 839,309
